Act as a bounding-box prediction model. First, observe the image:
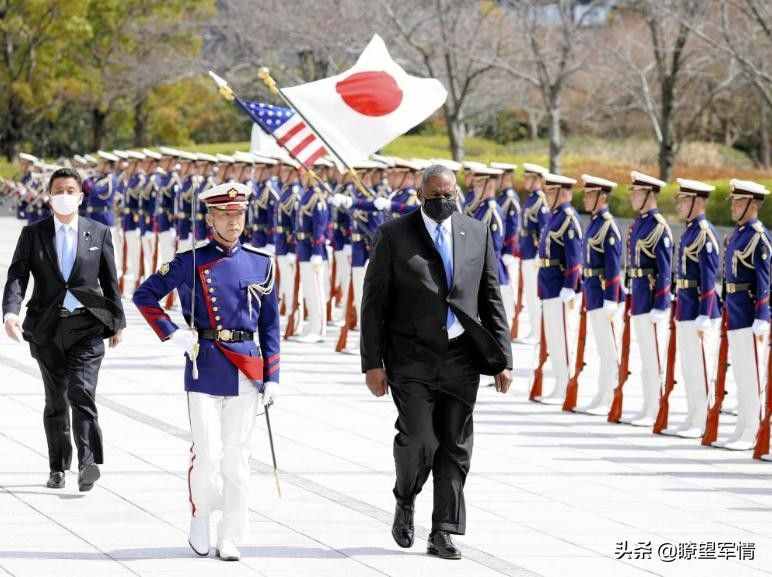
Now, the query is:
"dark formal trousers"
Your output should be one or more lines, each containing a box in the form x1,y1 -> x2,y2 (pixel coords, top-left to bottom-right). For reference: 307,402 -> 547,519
30,310 -> 106,472
388,334 -> 479,535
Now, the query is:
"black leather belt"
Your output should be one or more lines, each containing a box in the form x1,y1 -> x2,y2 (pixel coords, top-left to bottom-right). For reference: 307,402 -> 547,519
627,267 -> 654,278
583,268 -> 604,278
59,307 -> 88,318
676,279 -> 698,289
725,282 -> 751,294
198,329 -> 254,342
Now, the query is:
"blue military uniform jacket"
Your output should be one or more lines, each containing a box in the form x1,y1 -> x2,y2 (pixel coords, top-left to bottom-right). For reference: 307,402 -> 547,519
388,186 -> 420,219
122,172 -> 145,233
350,186 -> 384,268
723,218 -> 770,331
537,202 -> 582,300
85,173 -> 116,226
582,208 -> 622,311
627,208 -> 673,316
470,198 -> 508,286
296,185 -> 329,262
155,171 -> 178,233
250,177 -> 278,248
133,240 -> 281,396
497,187 -> 521,258
332,183 -> 352,252
675,214 -> 721,322
519,190 -> 549,260
274,181 -> 299,256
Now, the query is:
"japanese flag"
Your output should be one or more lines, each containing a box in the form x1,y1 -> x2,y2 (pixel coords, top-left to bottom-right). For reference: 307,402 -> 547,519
282,34 -> 447,167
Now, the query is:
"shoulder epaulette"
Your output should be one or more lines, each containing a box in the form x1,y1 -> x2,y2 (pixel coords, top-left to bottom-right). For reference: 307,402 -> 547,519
177,240 -> 211,254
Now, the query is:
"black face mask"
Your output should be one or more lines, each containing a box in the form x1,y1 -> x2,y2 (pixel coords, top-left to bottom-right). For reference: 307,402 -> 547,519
423,197 -> 457,222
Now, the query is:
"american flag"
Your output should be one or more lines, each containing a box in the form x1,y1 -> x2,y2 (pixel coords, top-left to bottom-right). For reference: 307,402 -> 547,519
240,100 -> 328,167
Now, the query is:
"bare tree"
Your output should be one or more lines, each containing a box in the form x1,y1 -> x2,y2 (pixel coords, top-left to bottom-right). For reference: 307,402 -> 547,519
379,0 -> 512,161
605,0 -> 736,181
495,0 -> 611,174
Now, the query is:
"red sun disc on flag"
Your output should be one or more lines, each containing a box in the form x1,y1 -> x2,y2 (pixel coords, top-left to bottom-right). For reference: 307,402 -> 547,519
335,71 -> 403,117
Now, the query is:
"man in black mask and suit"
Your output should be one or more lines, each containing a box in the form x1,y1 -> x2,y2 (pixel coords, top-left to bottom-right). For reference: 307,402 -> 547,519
3,167 -> 125,491
360,164 -> 513,560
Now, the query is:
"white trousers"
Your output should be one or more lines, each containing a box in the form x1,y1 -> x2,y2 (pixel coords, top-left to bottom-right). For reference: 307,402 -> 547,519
277,254 -> 298,324
586,307 -> 619,405
158,229 -> 176,267
675,320 -> 715,430
500,283 -> 515,329
352,264 -> 368,327
727,328 -> 766,443
300,261 -> 327,338
141,232 -> 156,280
521,258 -> 540,339
111,226 -> 123,279
542,297 -> 571,399
503,258 -> 520,329
187,374 -> 259,544
123,229 -> 141,296
631,313 -> 667,419
334,250 -> 351,316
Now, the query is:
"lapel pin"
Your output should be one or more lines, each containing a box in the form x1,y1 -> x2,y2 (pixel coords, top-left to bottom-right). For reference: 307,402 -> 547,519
460,231 -> 465,236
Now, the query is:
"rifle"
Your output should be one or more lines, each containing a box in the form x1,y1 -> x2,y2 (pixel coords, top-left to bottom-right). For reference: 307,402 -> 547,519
653,300 -> 678,433
529,311 -> 547,400
608,294 -> 632,422
335,274 -> 355,352
562,301 -> 587,412
283,257 -> 301,340
326,252 -> 338,322
753,327 -> 772,459
511,258 -> 524,340
702,309 -> 729,446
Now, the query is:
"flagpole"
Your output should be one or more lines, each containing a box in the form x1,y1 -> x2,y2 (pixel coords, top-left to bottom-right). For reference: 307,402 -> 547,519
255,68 -> 373,200
208,71 -> 334,198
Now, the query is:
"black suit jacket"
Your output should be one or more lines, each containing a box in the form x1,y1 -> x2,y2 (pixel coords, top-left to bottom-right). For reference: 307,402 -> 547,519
360,209 -> 512,379
2,216 -> 126,344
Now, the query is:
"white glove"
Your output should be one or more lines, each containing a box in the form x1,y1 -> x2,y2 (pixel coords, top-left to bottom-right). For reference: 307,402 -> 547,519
752,319 -> 769,337
650,308 -> 668,324
262,381 -> 278,405
343,244 -> 352,256
310,254 -> 323,267
506,189 -> 516,199
168,329 -> 198,354
695,315 -> 711,333
333,193 -> 352,209
502,253 -> 516,267
559,288 -> 577,303
264,243 -> 275,255
373,197 -> 390,211
603,300 -> 618,318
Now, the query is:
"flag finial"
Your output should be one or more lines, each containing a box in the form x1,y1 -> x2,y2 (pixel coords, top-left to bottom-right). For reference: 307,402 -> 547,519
208,70 -> 234,101
258,67 -> 279,95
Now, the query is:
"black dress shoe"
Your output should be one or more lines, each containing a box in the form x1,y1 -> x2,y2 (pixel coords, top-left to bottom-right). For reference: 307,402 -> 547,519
427,530 -> 462,560
78,463 -> 100,492
391,504 -> 414,548
46,471 -> 65,489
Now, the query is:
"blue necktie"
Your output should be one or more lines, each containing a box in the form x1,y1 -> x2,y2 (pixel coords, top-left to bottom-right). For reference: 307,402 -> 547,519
433,224 -> 456,329
58,225 -> 79,311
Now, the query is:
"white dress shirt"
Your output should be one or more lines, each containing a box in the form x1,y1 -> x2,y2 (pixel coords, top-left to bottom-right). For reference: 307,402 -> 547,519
54,215 -> 84,311
421,208 -> 464,339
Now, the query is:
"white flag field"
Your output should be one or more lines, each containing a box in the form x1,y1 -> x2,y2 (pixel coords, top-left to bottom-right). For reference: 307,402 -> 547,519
280,34 -> 448,167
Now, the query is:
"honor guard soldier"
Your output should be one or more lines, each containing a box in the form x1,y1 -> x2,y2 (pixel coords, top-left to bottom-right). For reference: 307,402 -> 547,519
575,175 -> 622,415
196,154 -> 218,242
176,154 -> 206,251
519,163 -> 550,343
466,166 -> 514,324
119,150 -> 152,294
713,180 -> 770,450
156,149 -> 186,270
88,151 -> 122,277
292,167 -> 331,343
622,171 -> 673,427
274,158 -> 301,328
492,162 -> 521,329
661,179 -> 721,438
386,158 -> 423,219
330,166 -> 353,325
533,173 -> 582,405
248,154 -> 280,251
133,182 -> 280,561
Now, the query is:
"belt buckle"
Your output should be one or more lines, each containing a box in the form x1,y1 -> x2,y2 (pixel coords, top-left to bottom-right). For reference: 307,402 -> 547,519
218,329 -> 233,342
726,283 -> 736,294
